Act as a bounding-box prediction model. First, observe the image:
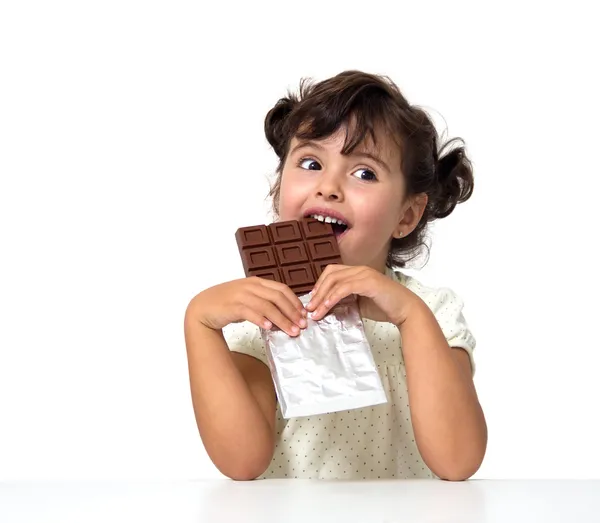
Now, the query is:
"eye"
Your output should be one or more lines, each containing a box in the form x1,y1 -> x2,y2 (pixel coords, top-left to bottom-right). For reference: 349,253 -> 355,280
298,157 -> 322,170
352,168 -> 378,182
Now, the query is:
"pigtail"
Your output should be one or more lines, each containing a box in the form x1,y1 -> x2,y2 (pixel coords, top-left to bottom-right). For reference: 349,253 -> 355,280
431,137 -> 474,219
264,96 -> 297,160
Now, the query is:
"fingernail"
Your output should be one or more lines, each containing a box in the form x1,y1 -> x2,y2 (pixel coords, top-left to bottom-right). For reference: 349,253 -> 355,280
291,325 -> 299,334
301,308 -> 307,317
299,318 -> 307,328
306,300 -> 313,309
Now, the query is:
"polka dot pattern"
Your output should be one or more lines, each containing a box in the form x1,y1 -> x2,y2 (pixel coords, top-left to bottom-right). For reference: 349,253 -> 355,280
223,268 -> 476,480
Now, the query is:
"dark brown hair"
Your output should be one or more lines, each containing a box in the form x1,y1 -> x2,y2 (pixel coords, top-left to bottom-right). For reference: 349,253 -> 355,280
264,70 -> 474,269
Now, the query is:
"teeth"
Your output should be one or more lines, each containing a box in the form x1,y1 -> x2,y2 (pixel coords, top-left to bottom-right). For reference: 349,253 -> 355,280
309,214 -> 347,226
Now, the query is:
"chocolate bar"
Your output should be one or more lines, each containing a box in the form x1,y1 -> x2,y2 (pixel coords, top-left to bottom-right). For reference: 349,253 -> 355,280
235,219 -> 342,296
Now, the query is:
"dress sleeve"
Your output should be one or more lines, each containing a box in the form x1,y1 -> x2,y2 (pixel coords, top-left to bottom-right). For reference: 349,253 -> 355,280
222,321 -> 270,368
425,287 -> 477,377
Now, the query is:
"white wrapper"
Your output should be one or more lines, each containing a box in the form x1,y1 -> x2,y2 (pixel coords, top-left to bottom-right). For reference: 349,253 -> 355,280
260,293 -> 388,419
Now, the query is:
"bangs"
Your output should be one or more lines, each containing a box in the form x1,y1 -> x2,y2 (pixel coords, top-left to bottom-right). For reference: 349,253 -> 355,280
284,80 -> 405,160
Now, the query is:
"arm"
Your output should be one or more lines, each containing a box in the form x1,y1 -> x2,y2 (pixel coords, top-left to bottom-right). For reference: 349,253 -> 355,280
184,303 -> 277,480
300,264 -> 487,480
398,300 -> 487,481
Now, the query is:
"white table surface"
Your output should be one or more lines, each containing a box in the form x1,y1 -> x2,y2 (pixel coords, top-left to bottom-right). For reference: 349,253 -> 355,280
1,479 -> 599,523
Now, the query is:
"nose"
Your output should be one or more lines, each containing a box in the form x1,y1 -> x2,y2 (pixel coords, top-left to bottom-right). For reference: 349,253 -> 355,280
315,170 -> 344,202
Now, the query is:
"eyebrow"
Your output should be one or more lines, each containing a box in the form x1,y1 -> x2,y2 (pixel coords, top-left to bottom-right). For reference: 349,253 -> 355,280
290,140 -> 392,173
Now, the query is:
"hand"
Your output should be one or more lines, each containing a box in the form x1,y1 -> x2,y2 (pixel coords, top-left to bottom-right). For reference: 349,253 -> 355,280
305,265 -> 418,326
187,277 -> 307,337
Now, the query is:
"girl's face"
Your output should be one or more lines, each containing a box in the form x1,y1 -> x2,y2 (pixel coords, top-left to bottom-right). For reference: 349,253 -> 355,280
278,126 -> 419,272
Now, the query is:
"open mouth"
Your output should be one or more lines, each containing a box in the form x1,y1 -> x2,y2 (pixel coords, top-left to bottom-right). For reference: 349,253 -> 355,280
306,213 -> 350,240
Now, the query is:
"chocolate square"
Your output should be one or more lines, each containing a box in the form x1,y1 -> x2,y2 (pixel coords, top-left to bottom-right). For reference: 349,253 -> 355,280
236,218 -> 343,296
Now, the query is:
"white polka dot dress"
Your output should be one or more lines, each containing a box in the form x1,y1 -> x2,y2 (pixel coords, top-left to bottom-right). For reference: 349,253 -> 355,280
223,267 -> 476,480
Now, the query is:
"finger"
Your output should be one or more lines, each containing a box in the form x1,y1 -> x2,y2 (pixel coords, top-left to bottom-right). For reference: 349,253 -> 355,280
254,277 -> 307,317
242,295 -> 300,337
259,301 -> 301,337
243,310 -> 273,331
307,270 -> 346,312
253,285 -> 307,329
307,265 -> 347,310
311,263 -> 346,296
311,274 -> 371,321
308,266 -> 358,312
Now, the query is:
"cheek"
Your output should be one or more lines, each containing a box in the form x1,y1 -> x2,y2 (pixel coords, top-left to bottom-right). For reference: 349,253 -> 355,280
277,171 -> 305,218
353,191 -> 401,231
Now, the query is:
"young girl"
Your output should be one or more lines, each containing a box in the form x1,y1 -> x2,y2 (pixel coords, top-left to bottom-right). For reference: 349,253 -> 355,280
184,70 -> 487,482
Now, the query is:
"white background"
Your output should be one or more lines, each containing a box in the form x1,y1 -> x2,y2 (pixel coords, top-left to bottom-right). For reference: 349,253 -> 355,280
1,0 -> 598,481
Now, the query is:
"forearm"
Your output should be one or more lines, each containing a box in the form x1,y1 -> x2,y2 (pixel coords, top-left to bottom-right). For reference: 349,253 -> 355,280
399,301 -> 487,480
184,308 -> 275,480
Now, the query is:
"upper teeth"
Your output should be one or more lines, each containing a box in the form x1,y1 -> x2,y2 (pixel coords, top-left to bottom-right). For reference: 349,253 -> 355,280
309,214 -> 347,226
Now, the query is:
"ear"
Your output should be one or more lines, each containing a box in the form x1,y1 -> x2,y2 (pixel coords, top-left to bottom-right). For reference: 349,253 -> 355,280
392,193 -> 428,238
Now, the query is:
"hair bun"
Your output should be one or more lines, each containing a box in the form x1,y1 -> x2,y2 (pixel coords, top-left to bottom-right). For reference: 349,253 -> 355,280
436,147 -> 462,181
431,138 -> 474,219
264,97 -> 296,158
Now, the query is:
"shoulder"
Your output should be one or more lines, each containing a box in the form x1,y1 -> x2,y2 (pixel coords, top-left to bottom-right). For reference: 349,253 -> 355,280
387,266 -> 452,298
386,267 -> 477,373
386,266 -> 467,316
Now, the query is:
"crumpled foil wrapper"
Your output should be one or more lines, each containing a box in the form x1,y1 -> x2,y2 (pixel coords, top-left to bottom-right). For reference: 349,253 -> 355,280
260,293 -> 388,419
